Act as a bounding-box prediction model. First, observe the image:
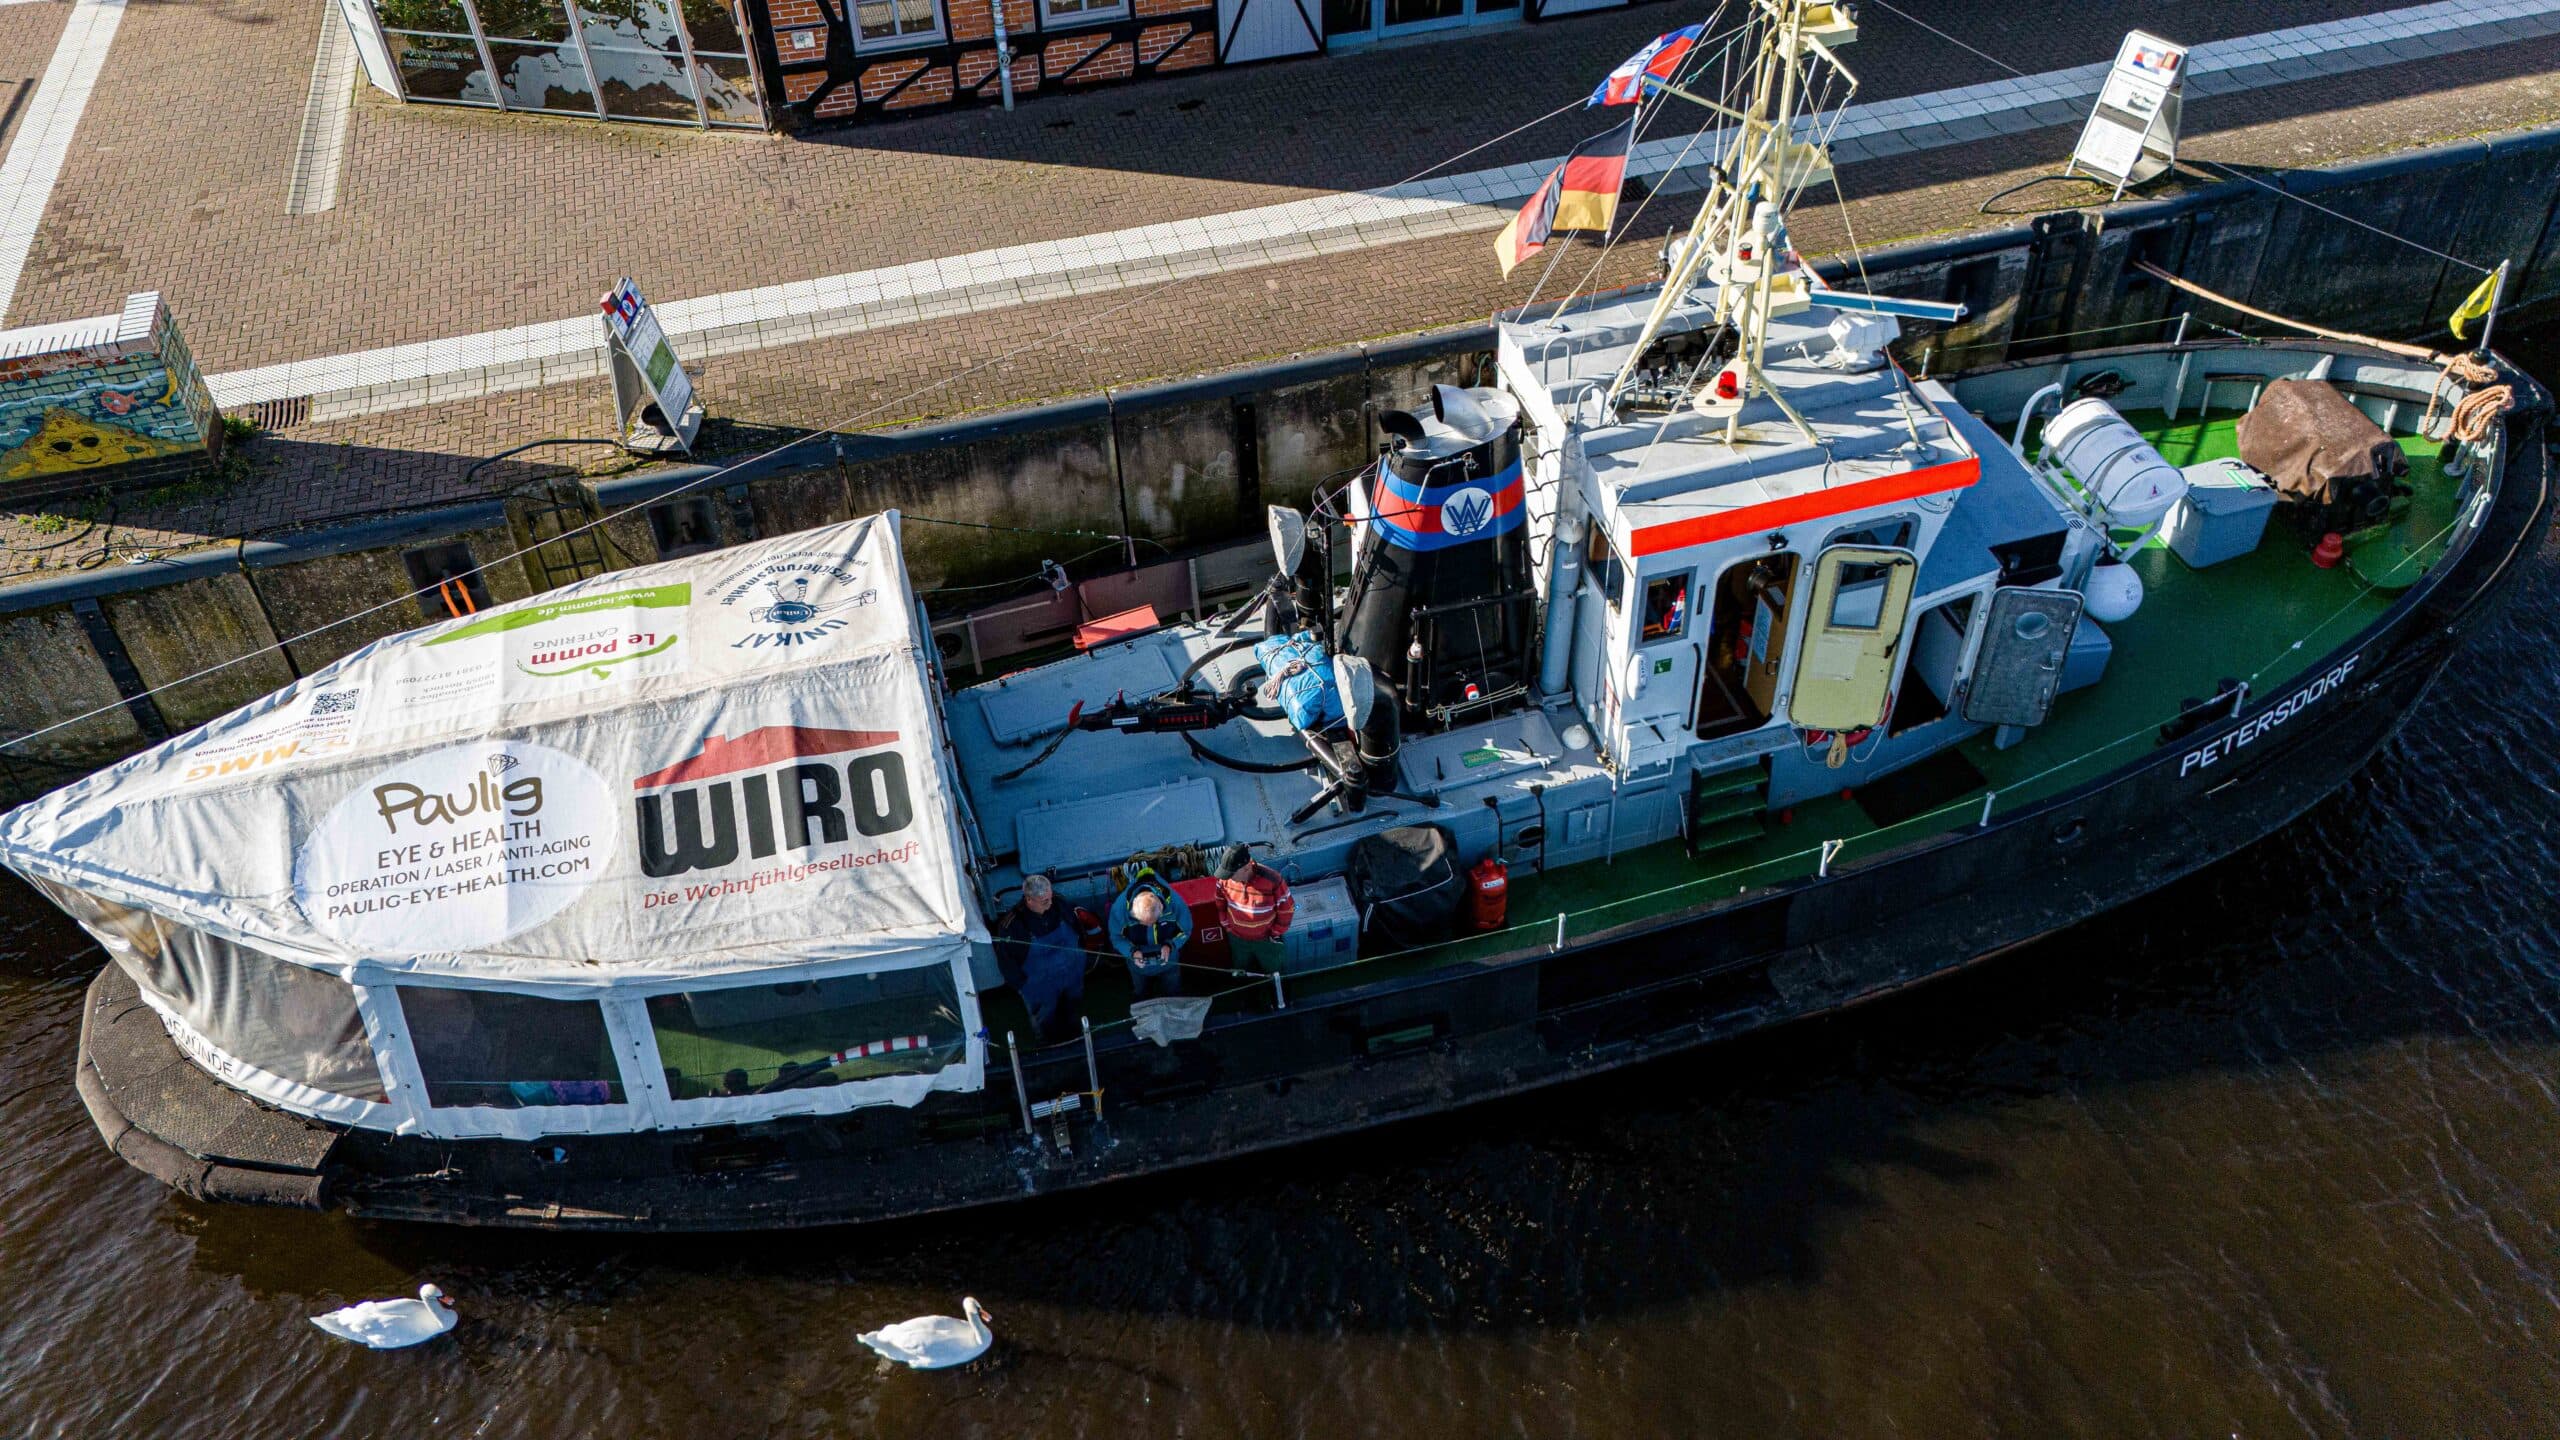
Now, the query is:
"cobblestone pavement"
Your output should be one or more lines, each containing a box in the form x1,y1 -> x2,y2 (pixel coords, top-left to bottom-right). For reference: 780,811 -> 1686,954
3,0 -> 2556,579
0,5 -> 71,162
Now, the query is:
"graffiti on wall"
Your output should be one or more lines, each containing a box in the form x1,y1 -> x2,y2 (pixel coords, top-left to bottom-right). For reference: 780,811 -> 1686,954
0,294 -> 219,488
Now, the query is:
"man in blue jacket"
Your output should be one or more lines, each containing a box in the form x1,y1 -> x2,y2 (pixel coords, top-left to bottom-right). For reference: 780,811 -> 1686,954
995,873 -> 1086,1042
1109,866 -> 1192,1000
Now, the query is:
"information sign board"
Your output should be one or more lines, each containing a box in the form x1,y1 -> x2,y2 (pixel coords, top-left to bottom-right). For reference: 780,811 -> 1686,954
2068,31 -> 2186,201
600,278 -> 702,454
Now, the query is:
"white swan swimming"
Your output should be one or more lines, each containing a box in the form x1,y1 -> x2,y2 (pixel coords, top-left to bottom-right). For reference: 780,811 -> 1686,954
309,1284 -> 458,1349
857,1297 -> 995,1369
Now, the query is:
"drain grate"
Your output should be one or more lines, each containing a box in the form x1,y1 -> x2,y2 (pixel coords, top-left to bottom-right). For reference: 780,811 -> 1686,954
241,396 -> 311,432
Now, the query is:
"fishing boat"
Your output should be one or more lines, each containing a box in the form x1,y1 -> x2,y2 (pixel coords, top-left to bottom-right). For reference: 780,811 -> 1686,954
10,1 -> 2550,1227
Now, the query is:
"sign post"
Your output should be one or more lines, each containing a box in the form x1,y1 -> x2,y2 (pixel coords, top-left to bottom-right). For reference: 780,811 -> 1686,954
599,277 -> 703,455
2067,31 -> 2187,202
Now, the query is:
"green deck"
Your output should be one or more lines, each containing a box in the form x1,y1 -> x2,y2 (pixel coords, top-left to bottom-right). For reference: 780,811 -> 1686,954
975,410 -> 2455,1050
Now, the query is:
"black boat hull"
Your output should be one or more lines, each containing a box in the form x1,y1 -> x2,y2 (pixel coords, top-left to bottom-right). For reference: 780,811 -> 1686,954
71,397 -> 2555,1231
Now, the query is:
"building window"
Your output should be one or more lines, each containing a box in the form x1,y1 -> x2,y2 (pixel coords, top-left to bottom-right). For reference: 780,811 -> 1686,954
854,0 -> 940,48
1041,0 -> 1124,23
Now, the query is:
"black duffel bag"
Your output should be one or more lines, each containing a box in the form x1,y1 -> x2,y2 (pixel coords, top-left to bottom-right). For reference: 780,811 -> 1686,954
1345,824 -> 1461,951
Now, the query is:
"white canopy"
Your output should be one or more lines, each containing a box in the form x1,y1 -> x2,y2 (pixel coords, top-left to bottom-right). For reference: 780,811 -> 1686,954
1,513 -> 987,987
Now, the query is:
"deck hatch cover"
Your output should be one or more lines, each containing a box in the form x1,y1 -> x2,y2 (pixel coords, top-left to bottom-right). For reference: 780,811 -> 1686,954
978,646 -> 1180,745
1015,777 -> 1226,875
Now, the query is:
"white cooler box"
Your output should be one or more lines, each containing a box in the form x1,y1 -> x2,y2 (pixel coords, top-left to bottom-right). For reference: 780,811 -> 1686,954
1280,876 -> 1360,974
2165,459 -> 2278,568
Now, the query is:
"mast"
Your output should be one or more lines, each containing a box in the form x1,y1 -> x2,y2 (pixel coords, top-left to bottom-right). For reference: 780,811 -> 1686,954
1599,0 -> 1855,438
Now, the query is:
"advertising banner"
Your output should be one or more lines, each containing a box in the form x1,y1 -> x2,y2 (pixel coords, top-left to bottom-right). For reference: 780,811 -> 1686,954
0,515 -> 982,985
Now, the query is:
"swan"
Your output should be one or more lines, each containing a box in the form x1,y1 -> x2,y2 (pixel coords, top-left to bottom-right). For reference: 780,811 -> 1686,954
309,1284 -> 458,1349
857,1297 -> 995,1369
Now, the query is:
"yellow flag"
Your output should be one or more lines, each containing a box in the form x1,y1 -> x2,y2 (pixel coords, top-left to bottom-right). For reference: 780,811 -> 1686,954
2449,265 -> 2502,340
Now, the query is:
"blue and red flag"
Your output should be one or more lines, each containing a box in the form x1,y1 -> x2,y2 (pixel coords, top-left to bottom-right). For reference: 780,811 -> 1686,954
1590,23 -> 1701,107
1369,458 -> 1528,551
1494,114 -> 1636,277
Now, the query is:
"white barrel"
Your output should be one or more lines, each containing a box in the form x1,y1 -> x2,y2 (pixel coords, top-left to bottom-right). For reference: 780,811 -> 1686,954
2044,397 -> 2187,529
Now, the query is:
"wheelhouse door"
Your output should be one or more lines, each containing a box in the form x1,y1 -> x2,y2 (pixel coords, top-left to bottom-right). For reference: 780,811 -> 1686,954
1789,545 -> 1918,731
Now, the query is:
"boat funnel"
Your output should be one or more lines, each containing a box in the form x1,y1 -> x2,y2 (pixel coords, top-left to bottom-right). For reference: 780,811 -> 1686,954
1342,385 -> 1535,728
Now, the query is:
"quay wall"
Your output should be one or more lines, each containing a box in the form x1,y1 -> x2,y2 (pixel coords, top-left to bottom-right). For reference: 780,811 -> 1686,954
5,127 -> 2559,797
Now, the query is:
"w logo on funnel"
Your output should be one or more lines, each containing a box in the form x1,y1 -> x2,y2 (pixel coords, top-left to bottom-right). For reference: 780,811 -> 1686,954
1440,487 -> 1496,538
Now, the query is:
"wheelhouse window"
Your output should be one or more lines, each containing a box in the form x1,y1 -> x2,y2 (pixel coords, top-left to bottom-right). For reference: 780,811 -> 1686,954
1827,516 -> 1916,552
1586,527 -> 1628,612
1640,573 -> 1690,642
647,967 -> 966,1100
400,986 -> 626,1107
854,0 -> 940,48
1828,559 -> 1896,630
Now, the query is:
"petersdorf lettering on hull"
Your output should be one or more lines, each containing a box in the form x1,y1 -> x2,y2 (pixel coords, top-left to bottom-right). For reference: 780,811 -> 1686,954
294,740 -> 617,954
2178,653 -> 2361,778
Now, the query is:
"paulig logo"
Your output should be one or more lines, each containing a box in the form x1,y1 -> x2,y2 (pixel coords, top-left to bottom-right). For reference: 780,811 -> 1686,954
714,556 -> 876,651
1439,486 -> 1495,538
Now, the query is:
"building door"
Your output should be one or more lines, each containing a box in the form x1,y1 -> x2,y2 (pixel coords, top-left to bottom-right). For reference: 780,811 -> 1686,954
1219,0 -> 1321,62
1789,545 -> 1919,731
1326,0 -> 1517,45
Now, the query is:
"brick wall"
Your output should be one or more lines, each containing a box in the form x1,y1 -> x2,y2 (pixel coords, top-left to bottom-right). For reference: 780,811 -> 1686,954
955,47 -> 1041,97
1042,31 -> 1134,83
761,0 -> 1226,125
945,0 -> 1035,44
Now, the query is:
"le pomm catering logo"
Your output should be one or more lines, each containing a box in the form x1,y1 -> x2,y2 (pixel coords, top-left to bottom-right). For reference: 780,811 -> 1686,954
294,740 -> 618,954
710,549 -> 878,652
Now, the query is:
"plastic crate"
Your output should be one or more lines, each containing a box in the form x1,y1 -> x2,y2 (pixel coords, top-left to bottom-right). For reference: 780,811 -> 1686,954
1280,876 -> 1360,974
2166,459 -> 2277,569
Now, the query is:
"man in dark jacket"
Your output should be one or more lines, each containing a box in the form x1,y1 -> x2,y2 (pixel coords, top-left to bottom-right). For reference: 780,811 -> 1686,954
996,873 -> 1085,1041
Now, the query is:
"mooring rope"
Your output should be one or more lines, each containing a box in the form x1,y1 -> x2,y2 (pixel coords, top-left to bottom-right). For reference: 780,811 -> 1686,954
2424,352 -> 2513,444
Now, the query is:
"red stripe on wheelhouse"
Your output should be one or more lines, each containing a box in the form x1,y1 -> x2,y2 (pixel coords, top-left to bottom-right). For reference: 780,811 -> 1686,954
1628,456 -> 1981,557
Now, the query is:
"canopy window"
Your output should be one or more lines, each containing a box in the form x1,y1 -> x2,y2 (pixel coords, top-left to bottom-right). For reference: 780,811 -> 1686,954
399,987 -> 627,1108
647,962 -> 966,1100
28,876 -> 385,1103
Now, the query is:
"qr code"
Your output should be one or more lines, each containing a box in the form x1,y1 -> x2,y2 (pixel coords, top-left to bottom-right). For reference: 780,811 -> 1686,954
310,690 -> 360,717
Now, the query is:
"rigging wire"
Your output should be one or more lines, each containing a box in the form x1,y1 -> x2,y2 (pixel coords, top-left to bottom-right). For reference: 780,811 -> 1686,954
1548,9 -> 1747,310
1861,0 -> 2493,274
1520,6 -> 1745,316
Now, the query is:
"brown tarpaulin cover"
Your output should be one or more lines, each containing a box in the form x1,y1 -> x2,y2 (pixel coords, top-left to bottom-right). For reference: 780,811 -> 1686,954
2234,378 -> 2409,504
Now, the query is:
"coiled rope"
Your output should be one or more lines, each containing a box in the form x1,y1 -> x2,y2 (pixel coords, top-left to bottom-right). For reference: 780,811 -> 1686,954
2424,352 -> 2513,445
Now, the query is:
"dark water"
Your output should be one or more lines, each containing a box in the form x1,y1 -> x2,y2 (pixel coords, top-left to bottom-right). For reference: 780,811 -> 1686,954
6,369 -> 2560,1439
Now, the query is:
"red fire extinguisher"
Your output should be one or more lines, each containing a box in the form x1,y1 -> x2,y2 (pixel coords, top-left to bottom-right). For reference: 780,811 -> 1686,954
1467,855 -> 1509,932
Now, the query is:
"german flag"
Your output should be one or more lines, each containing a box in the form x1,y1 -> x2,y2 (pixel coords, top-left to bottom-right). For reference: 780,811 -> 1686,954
1496,115 -> 1636,278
